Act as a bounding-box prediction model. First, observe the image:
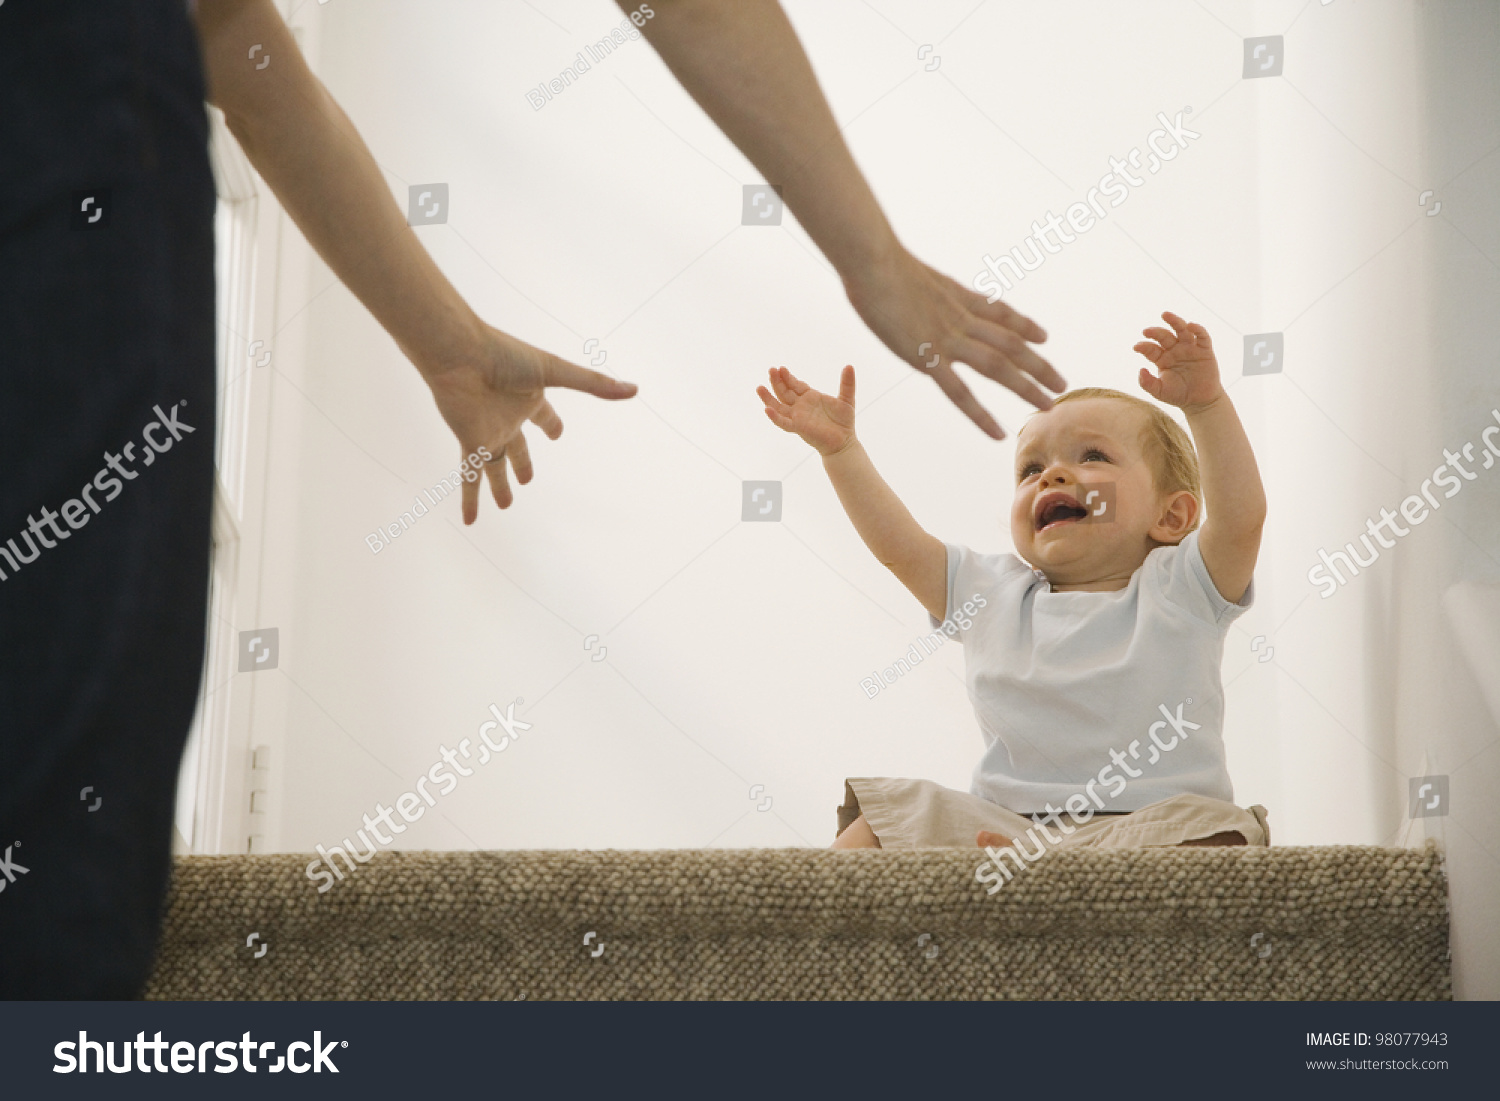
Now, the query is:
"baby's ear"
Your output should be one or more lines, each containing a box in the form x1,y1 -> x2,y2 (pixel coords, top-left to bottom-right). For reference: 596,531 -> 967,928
1152,490 -> 1199,542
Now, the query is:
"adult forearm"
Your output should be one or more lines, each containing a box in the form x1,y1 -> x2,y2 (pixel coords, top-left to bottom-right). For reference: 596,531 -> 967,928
199,0 -> 480,378
628,0 -> 901,276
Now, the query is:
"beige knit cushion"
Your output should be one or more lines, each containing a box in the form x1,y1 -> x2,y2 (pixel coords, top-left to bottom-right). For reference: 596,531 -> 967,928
145,842 -> 1451,1000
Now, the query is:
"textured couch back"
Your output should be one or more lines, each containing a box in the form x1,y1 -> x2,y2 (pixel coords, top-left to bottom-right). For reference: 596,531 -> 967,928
145,844 -> 1451,1000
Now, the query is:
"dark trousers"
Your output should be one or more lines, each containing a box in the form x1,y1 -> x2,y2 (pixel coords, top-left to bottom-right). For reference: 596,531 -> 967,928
0,0 -> 216,997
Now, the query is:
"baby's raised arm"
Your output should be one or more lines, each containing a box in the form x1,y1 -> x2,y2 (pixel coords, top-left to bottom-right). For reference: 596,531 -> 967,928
1134,313 -> 1266,603
758,367 -> 948,621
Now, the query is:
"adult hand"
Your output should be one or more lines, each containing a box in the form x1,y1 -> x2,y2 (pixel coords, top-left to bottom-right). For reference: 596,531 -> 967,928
420,323 -> 637,522
194,0 -> 636,522
843,248 -> 1066,439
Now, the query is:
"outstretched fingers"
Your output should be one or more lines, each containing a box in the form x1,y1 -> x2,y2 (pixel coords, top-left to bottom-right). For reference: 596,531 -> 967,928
836,364 -> 856,407
1151,312 -> 1209,347
507,430 -> 534,485
761,367 -> 790,408
970,292 -> 1049,345
757,382 -> 792,426
930,363 -> 1005,440
541,355 -> 637,400
760,402 -> 795,433
486,448 -> 514,511
757,368 -> 802,433
964,310 -> 1067,397
1138,313 -> 1210,366
458,444 -> 517,523
770,365 -> 811,404
1160,311 -> 1209,345
529,398 -> 563,440
461,453 -> 482,525
955,335 -> 1057,413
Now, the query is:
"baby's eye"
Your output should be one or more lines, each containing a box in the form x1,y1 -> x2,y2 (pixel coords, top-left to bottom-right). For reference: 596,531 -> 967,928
1082,448 -> 1110,463
1017,462 -> 1042,480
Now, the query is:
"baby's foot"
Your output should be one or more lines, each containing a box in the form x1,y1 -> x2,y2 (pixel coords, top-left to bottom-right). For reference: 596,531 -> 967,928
976,829 -> 1013,849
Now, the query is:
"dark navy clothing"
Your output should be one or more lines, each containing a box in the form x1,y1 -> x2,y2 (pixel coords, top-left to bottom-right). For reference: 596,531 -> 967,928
0,0 -> 216,997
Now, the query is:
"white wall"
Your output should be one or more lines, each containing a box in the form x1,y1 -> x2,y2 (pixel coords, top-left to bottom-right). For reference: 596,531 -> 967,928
211,0 -> 1498,995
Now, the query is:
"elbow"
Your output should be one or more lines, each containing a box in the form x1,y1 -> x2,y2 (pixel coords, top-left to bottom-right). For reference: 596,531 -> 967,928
1207,498 -> 1266,539
1198,511 -> 1264,550
1225,514 -> 1266,550
880,555 -> 917,579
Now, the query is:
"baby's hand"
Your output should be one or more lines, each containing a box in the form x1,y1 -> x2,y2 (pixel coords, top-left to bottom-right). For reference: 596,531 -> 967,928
1132,311 -> 1224,413
757,365 -> 858,456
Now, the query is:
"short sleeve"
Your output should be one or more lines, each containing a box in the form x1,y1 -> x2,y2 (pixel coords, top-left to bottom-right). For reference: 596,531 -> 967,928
927,544 -> 962,633
926,543 -> 1030,642
1151,528 -> 1254,626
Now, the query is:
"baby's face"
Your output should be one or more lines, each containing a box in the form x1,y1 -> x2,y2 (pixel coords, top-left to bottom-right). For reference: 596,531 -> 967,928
1010,398 -> 1193,588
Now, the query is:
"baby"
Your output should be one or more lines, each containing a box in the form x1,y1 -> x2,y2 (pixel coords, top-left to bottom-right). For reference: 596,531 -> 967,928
757,312 -> 1269,886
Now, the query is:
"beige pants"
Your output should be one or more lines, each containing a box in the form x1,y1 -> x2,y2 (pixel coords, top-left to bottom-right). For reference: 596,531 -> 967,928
840,777 -> 1270,851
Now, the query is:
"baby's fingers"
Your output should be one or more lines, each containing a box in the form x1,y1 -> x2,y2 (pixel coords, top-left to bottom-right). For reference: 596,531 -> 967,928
757,383 -> 789,417
780,366 -> 813,397
757,385 -> 801,434
768,366 -> 801,406
1161,310 -> 1191,337
836,365 -> 856,408
760,404 -> 796,433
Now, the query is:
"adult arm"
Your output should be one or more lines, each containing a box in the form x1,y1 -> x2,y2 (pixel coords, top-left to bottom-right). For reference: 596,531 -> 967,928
627,0 -> 1066,437
193,0 -> 636,518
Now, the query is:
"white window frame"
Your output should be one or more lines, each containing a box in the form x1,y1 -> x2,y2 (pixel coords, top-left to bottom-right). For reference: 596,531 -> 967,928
174,104 -> 262,855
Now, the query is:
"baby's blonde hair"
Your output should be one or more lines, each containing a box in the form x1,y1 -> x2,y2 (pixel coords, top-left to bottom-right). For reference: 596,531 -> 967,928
1050,387 -> 1202,535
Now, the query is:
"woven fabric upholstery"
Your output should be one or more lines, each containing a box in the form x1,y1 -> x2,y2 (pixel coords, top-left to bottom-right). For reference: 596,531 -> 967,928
145,843 -> 1451,1000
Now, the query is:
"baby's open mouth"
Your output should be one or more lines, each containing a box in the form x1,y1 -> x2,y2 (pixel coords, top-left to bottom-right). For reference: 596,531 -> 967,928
1034,491 -> 1089,532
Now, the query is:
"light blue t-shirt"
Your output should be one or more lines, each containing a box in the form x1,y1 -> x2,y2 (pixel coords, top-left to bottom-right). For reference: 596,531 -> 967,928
931,529 -> 1252,814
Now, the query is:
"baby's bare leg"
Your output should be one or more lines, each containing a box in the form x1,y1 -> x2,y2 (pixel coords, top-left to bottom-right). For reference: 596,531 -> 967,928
831,814 -> 882,849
